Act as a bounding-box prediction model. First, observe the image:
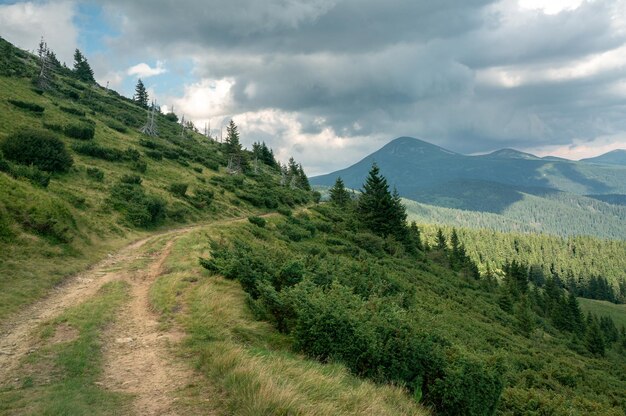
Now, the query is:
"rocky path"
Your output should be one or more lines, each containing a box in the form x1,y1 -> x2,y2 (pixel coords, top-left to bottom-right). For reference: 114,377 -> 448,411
0,227 -> 196,415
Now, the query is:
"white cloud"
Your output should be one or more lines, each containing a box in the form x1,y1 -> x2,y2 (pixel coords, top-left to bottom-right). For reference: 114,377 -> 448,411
518,0 -> 584,15
127,61 -> 167,78
529,133 -> 626,160
0,1 -> 78,63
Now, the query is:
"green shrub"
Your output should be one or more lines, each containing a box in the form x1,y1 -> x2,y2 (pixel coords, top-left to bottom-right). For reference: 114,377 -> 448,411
86,167 -> 104,182
72,142 -> 122,161
8,164 -> 51,187
59,106 -> 85,116
8,99 -> 44,113
248,216 -> 266,228
15,197 -> 75,243
139,139 -> 158,149
277,207 -> 292,216
105,119 -> 128,133
124,148 -> 141,162
426,354 -> 503,416
132,159 -> 147,173
64,122 -> 95,140
120,174 -> 142,185
108,181 -> 166,227
43,122 -> 63,133
193,166 -> 203,173
191,188 -> 214,209
145,150 -> 163,160
168,183 -> 188,197
1,129 -> 73,172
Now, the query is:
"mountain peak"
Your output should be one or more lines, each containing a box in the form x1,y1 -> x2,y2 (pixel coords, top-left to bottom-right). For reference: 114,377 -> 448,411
382,136 -> 459,156
581,149 -> 626,166
484,148 -> 539,160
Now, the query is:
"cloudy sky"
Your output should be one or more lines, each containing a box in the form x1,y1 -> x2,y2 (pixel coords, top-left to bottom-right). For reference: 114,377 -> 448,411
1,0 -> 626,174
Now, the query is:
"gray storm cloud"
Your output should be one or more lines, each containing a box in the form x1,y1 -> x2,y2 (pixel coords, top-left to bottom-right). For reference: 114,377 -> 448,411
91,0 -> 626,171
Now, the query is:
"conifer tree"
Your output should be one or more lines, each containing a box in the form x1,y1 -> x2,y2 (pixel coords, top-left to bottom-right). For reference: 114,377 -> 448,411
329,177 -> 351,206
72,49 -> 95,83
436,228 -> 447,250
225,119 -> 241,156
297,164 -> 311,190
357,163 -> 406,239
567,291 -> 585,335
585,318 -> 606,356
134,79 -> 149,107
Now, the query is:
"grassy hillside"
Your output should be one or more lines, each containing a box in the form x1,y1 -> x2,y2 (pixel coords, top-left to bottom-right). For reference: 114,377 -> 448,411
579,298 -> 626,328
0,37 -> 315,321
195,204 -> 626,415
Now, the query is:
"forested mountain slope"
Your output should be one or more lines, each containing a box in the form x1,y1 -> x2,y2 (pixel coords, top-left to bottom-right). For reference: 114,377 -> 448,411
312,137 -> 626,239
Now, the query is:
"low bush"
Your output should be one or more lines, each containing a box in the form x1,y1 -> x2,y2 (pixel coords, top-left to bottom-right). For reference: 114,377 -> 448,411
131,159 -> 147,173
105,119 -> 128,133
86,167 -> 104,182
64,122 -> 95,140
72,142 -> 122,161
1,129 -> 73,172
59,106 -> 85,116
8,164 -> 51,187
108,180 -> 166,227
8,99 -> 44,113
120,174 -> 142,185
145,150 -> 163,160
43,122 -> 63,133
190,188 -> 214,209
248,216 -> 266,228
168,183 -> 188,197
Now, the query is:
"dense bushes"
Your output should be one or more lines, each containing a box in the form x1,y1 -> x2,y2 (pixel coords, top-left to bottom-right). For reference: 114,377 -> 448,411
8,99 -> 44,113
72,143 -> 143,167
108,179 -> 166,227
248,216 -> 266,228
64,122 -> 95,140
168,183 -> 188,197
200,232 -> 504,415
1,129 -> 73,172
72,142 -> 121,160
86,167 -> 104,181
59,106 -> 85,116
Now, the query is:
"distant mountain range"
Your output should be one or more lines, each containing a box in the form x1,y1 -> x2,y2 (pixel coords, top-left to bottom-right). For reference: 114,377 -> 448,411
311,137 -> 626,239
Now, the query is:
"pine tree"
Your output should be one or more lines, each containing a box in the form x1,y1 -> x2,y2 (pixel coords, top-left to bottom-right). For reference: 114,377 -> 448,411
225,120 -> 241,156
329,177 -> 351,206
297,164 -> 311,190
436,228 -> 447,250
134,79 -> 148,107
585,318 -> 606,356
357,163 -> 405,238
566,291 -> 585,335
408,222 -> 423,251
73,49 -> 95,83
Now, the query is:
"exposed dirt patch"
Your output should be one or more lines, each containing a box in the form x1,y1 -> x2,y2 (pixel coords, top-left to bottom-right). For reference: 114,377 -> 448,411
49,323 -> 79,345
100,238 -> 193,416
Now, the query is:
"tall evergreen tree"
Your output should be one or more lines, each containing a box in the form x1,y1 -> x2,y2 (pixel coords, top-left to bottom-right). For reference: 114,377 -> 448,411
585,318 -> 606,356
225,119 -> 241,156
72,49 -> 95,83
329,177 -> 351,206
436,228 -> 447,250
134,79 -> 149,107
357,163 -> 406,239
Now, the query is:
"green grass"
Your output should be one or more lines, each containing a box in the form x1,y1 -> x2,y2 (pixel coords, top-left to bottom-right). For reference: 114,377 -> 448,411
0,281 -> 131,415
579,298 -> 626,329
0,67 -> 309,322
147,223 -> 430,415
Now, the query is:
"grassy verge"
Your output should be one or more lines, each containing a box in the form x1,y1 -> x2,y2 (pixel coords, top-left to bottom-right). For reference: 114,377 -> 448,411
0,281 -> 131,415
149,222 -> 430,415
579,298 -> 626,328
